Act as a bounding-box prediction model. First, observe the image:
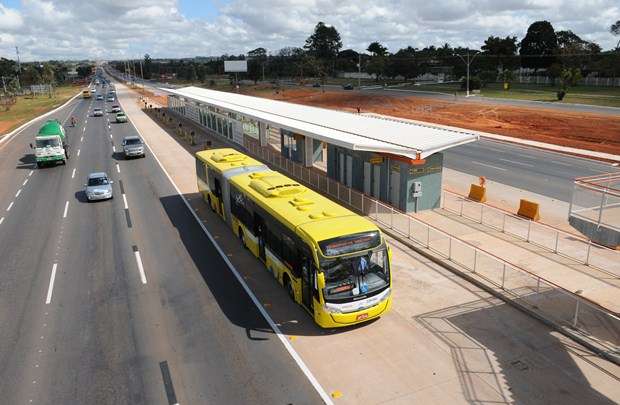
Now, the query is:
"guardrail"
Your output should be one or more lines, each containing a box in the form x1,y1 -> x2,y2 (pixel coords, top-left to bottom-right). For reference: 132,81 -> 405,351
243,137 -> 619,358
441,190 -> 620,277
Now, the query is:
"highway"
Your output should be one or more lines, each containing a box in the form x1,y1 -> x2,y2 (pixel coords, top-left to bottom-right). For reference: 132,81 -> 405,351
0,84 -> 322,404
444,138 -> 620,202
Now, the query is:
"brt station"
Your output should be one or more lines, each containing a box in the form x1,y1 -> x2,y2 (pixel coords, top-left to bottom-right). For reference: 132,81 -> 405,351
164,86 -> 479,213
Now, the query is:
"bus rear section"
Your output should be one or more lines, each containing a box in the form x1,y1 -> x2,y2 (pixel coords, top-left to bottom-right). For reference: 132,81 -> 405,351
82,89 -> 91,98
194,148 -> 267,224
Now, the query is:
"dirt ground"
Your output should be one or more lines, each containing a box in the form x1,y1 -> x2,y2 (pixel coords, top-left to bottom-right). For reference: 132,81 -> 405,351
248,88 -> 620,155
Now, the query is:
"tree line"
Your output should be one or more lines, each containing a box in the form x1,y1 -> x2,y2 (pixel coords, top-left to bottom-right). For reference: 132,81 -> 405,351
118,18 -> 620,87
0,59 -> 93,94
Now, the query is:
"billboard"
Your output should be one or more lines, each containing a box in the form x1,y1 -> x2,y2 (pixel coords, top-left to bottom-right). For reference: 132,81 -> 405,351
224,60 -> 248,73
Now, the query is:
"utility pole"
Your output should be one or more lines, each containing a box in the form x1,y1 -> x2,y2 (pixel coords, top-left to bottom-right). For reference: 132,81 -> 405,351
357,53 -> 361,89
15,46 -> 21,90
139,58 -> 144,93
457,51 -> 480,97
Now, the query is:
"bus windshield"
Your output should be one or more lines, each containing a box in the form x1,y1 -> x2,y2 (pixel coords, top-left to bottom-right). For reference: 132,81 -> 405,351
321,247 -> 389,302
36,137 -> 60,148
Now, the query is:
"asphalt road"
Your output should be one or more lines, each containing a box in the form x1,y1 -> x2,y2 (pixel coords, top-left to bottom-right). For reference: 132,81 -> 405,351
443,138 -> 620,202
0,84 -> 322,404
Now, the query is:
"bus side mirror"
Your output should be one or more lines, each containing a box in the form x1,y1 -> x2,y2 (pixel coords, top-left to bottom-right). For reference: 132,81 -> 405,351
316,272 -> 325,291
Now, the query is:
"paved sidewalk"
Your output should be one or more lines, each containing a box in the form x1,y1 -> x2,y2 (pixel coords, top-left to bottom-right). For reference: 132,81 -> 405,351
115,82 -> 620,404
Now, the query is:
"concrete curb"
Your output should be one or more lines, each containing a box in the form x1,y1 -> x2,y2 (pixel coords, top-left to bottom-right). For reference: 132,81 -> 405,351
380,226 -> 620,366
0,91 -> 82,147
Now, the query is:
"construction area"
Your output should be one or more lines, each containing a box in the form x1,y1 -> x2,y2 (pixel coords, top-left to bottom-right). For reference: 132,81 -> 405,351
243,87 -> 620,156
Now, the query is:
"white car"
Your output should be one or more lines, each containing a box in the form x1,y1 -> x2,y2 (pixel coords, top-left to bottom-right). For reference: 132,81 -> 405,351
93,108 -> 103,117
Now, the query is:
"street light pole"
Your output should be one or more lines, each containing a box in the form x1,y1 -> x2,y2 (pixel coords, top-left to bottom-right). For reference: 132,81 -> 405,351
358,53 -> 361,89
457,50 -> 480,97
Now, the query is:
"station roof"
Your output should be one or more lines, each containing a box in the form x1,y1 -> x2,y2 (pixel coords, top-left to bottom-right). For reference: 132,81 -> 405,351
163,86 -> 479,159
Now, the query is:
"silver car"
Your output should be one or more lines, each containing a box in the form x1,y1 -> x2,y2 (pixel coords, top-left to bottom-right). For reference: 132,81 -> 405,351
122,136 -> 145,158
93,108 -> 103,117
84,172 -> 113,201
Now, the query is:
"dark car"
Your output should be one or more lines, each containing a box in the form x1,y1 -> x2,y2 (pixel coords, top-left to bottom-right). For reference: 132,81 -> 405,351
312,82 -> 321,88
342,83 -> 354,90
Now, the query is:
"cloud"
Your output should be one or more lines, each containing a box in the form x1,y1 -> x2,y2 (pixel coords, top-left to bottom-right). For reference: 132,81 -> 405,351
0,0 -> 618,61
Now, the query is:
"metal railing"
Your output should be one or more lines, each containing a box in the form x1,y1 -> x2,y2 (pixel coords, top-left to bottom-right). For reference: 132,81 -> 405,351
441,190 -> 620,277
244,137 -> 619,355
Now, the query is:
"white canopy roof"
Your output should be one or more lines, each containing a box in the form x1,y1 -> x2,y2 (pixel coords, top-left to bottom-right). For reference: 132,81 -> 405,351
163,86 -> 479,159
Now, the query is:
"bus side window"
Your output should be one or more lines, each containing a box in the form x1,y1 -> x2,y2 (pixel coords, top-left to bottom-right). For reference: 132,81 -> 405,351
213,177 -> 222,199
195,159 -> 208,186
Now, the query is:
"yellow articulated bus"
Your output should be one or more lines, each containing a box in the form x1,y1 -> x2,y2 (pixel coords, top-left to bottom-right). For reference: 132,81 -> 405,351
82,89 -> 91,98
195,148 -> 392,328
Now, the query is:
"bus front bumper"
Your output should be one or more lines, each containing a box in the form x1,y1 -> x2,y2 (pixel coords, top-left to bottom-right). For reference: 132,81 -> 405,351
318,295 -> 392,328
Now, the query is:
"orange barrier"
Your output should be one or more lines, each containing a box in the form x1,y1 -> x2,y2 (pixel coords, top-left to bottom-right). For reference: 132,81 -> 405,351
517,199 -> 540,221
468,184 -> 487,202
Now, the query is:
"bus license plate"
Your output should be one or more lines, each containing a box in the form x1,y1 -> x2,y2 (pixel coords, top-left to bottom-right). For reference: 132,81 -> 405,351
356,313 -> 369,321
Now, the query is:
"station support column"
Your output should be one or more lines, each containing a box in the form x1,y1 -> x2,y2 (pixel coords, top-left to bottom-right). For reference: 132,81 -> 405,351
258,122 -> 268,147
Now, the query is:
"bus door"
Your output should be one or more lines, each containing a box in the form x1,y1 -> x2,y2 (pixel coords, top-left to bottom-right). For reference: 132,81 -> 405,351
300,253 -> 314,312
253,213 -> 266,262
213,177 -> 223,217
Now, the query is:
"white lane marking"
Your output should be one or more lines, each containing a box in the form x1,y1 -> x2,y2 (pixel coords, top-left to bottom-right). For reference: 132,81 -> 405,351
123,111 -> 333,404
498,158 -> 534,167
134,250 -> 147,284
80,136 -> 83,142
29,170 -> 34,176
471,161 -> 508,171
71,168 -> 76,179
0,217 -> 4,225
116,163 -> 120,173
110,134 -> 113,139
77,149 -> 81,157
83,127 -> 86,133
551,160 -> 574,167
63,201 -> 69,218
45,263 -> 58,304
122,194 -> 128,209
23,179 -> 28,186
15,189 -> 21,198
112,145 -> 116,152
6,201 -> 14,211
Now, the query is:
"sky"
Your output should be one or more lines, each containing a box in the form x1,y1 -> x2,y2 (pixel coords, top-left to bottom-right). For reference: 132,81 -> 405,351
0,0 -> 619,61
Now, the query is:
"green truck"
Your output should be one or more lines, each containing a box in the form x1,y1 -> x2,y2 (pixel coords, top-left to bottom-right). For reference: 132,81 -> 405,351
31,119 -> 70,167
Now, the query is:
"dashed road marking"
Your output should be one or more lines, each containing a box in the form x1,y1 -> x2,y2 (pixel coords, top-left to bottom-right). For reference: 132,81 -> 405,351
6,201 -> 14,211
116,164 -> 120,173
15,189 -> 21,198
122,194 -> 128,209
23,178 -> 28,186
63,201 -> 69,218
77,149 -> 81,157
83,127 -> 86,132
29,170 -> 34,176
0,217 -> 4,225
71,168 -> 76,179
112,145 -> 116,152
499,158 -> 534,167
132,246 -> 147,284
80,136 -> 83,142
45,263 -> 58,304
471,161 -> 507,171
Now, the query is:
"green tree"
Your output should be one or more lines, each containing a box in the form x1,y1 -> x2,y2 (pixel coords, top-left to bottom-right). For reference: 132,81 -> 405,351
520,20 -> 558,71
367,41 -> 388,57
366,56 -> 386,82
21,65 -> 41,86
0,57 -> 16,77
41,63 -> 55,84
610,20 -> 620,50
76,65 -> 92,79
391,46 -> 418,80
304,22 -> 342,76
143,54 -> 152,79
481,35 -> 518,71
247,47 -> 267,83
304,22 -> 342,59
